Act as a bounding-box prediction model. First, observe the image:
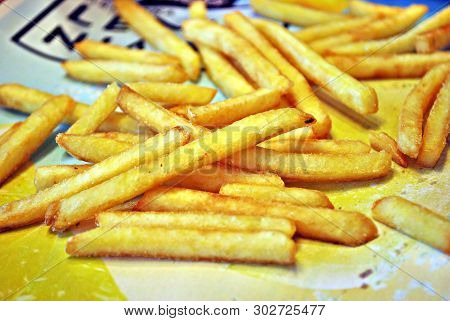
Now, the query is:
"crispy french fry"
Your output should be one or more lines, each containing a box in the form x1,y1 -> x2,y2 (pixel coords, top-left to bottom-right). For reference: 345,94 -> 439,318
97,211 -> 295,236
186,88 -> 283,127
49,108 -> 307,231
74,40 -> 180,65
224,11 -> 330,137
325,52 -> 450,79
253,19 -> 378,115
182,19 -> 291,93
369,131 -> 407,168
349,0 -> 403,18
66,83 -> 120,135
415,24 -> 450,53
189,1 -> 207,19
0,122 -> 22,146
0,83 -> 141,134
114,0 -> 201,80
417,74 -> 450,167
128,82 -> 217,106
219,183 -> 333,208
275,0 -> 347,13
62,60 -> 188,84
35,165 -> 90,191
0,128 -> 189,230
373,196 -> 450,254
398,63 -> 450,158
66,226 -> 296,265
250,0 -> 347,26
197,44 -> 254,98
136,187 -> 378,246
88,132 -> 140,144
0,96 -> 74,185
228,148 -> 391,182
261,139 -> 371,154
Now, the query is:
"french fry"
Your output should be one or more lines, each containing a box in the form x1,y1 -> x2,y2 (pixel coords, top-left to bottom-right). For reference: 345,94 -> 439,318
224,11 -> 330,137
66,226 -> 296,265
397,63 -> 450,158
189,1 -> 207,19
219,183 -> 333,209
261,139 -> 371,154
197,44 -> 254,98
274,0 -> 347,13
417,74 -> 450,167
61,60 -> 188,84
369,131 -> 407,168
228,148 -> 391,182
0,128 -> 189,230
349,0 -> 403,18
415,24 -> 450,53
0,122 -> 22,146
250,0 -> 348,26
128,82 -> 217,106
97,211 -> 295,236
114,0 -> 201,80
325,52 -> 450,79
88,132 -> 140,144
253,19 -> 378,115
372,196 -> 450,254
66,83 -> 120,135
48,108 -> 307,231
182,19 -> 291,93
35,165 -> 90,191
74,40 -> 180,65
0,83 -> 141,133
259,126 -> 315,147
136,187 -> 378,246
0,95 -> 74,185
186,88 -> 283,127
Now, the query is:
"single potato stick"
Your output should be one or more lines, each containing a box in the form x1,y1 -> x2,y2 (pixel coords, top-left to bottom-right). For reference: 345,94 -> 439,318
189,1 -> 207,19
219,183 -> 333,209
253,19 -> 378,115
417,74 -> 450,167
66,226 -> 296,265
369,131 -> 407,168
228,148 -> 391,182
182,19 -> 291,93
261,139 -> 371,154
197,45 -> 254,98
62,60 -> 188,84
250,0 -> 348,26
136,187 -> 378,246
49,108 -> 307,231
114,0 -> 200,80
397,63 -> 450,158
373,196 -> 450,254
0,83 -> 140,133
0,128 -> 189,230
325,52 -> 450,79
97,211 -> 295,236
349,0 -> 403,18
128,82 -> 217,106
74,40 -> 180,65
0,95 -> 74,185
0,122 -> 22,146
88,132 -> 140,144
35,165 -> 90,191
415,24 -> 450,53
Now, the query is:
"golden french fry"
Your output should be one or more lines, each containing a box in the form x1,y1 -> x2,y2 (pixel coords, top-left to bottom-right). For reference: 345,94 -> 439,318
0,83 -> 141,134
182,19 -> 291,93
373,196 -> 450,254
35,165 -> 90,191
224,11 -> 330,137
66,226 -> 296,265
0,128 -> 189,230
259,126 -> 315,147
74,40 -> 180,65
49,108 -> 307,231
253,19 -> 378,115
349,0 -> 403,17
228,148 -> 391,182
128,82 -> 217,106
325,52 -> 450,79
417,74 -> 449,167
0,96 -> 74,185
62,60 -> 188,84
398,63 -> 450,158
97,211 -> 295,236
274,0 -> 347,13
369,131 -> 407,168
219,183 -> 333,209
250,0 -> 347,26
415,24 -> 450,53
114,0 -> 201,80
0,122 -> 22,146
136,187 -> 378,246
261,139 -> 371,154
189,0 -> 207,19
197,44 -> 254,98
88,132 -> 140,144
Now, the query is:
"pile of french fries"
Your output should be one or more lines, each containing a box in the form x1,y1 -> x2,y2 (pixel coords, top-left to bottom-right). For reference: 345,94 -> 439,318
0,0 -> 449,266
